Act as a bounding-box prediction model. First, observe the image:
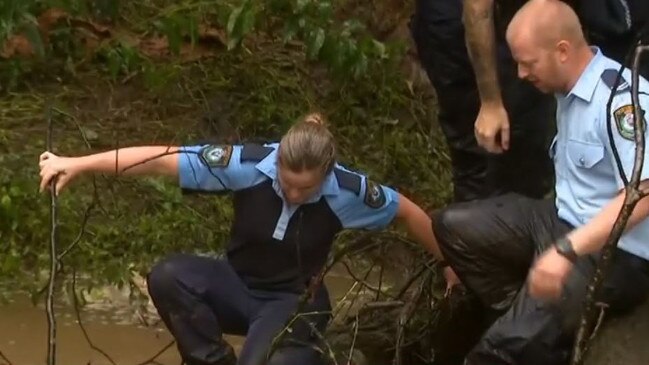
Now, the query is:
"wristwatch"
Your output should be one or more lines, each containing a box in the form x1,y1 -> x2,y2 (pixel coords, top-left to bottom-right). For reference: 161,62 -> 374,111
554,236 -> 578,263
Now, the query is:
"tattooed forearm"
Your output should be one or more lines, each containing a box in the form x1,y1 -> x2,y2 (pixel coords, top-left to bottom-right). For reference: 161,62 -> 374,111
463,0 -> 502,105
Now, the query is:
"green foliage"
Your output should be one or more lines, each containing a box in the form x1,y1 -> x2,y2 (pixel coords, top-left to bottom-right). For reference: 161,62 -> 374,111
0,0 -> 37,44
0,0 -> 397,90
0,0 -> 451,299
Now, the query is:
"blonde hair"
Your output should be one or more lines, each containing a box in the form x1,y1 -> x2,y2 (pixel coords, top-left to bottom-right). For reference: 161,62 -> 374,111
278,112 -> 336,174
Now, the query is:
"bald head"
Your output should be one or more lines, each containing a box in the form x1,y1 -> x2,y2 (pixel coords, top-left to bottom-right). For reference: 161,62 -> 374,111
505,0 -> 595,94
506,0 -> 585,50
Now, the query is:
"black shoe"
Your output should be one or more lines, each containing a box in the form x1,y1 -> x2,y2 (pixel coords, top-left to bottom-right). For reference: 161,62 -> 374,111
183,341 -> 237,365
213,345 -> 236,365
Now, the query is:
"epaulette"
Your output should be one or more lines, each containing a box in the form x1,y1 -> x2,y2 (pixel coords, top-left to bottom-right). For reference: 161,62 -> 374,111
601,68 -> 631,92
334,168 -> 361,195
241,143 -> 275,162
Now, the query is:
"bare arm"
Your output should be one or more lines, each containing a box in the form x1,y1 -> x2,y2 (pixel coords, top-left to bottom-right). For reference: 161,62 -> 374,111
463,0 -> 502,106
395,193 -> 444,260
39,146 -> 181,194
395,193 -> 462,288
75,146 -> 180,176
569,183 -> 649,255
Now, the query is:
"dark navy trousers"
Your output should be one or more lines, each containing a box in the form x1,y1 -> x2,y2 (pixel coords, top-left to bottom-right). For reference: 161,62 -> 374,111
147,254 -> 331,365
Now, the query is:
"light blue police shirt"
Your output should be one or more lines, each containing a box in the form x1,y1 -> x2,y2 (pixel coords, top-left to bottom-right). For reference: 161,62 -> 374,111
176,142 -> 400,240
553,46 -> 649,260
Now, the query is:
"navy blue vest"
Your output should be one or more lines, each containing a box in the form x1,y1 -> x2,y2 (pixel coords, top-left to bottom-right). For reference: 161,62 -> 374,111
226,144 -> 360,293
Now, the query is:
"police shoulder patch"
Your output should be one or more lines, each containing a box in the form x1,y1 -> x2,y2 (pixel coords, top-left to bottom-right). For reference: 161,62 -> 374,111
364,178 -> 386,209
200,144 -> 233,167
601,68 -> 631,92
613,104 -> 638,141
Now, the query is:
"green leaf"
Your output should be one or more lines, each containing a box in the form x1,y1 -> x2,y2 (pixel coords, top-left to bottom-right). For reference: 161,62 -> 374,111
306,27 -> 325,60
282,16 -> 300,43
163,16 -> 182,55
353,53 -> 368,78
1,195 -> 11,209
106,48 -> 121,79
372,39 -> 387,59
239,4 -> 256,36
226,5 -> 244,37
316,1 -> 333,17
268,0 -> 290,12
226,5 -> 244,50
295,0 -> 309,13
91,0 -> 119,21
318,33 -> 336,64
23,23 -> 44,57
188,15 -> 199,47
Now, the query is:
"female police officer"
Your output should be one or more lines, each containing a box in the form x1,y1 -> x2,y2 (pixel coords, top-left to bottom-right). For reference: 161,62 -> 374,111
38,113 -> 454,365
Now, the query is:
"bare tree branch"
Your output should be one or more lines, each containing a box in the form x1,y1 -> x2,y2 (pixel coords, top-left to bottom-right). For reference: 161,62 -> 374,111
392,271 -> 429,365
45,100 -> 58,365
71,269 -> 117,365
133,340 -> 176,365
570,44 -> 649,365
0,349 -> 13,365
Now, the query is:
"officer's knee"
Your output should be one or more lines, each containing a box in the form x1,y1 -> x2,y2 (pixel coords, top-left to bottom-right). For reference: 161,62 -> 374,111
432,205 -> 476,249
146,253 -> 187,299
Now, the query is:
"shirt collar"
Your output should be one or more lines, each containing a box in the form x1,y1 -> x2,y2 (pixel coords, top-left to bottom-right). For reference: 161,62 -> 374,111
568,46 -> 605,102
254,145 -> 340,199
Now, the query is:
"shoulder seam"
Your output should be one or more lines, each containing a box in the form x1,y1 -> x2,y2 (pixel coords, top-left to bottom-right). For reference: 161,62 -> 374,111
241,143 -> 275,162
334,168 -> 362,195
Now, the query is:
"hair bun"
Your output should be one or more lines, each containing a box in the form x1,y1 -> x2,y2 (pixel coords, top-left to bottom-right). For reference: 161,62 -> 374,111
304,113 -> 325,125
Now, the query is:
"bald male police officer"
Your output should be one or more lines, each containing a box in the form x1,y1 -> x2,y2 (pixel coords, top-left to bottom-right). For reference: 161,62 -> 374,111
432,2 -> 649,361
410,0 -> 648,204
410,1 -> 649,362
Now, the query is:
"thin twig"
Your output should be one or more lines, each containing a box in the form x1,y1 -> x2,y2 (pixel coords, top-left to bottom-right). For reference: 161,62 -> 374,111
392,271 -> 429,365
303,320 -> 339,365
396,259 -> 434,299
331,281 -> 360,321
588,302 -> 609,341
72,269 -> 118,365
341,262 -> 377,321
266,233 -> 379,360
342,259 -> 396,299
347,314 -> 360,365
57,201 -> 94,260
376,243 -> 386,301
362,300 -> 405,309
133,340 -> 176,365
0,349 -> 13,365
266,310 -> 333,361
45,100 -> 58,365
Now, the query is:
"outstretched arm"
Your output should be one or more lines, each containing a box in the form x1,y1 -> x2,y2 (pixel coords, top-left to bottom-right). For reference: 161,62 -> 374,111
395,193 -> 444,260
395,193 -> 462,289
39,146 -> 180,194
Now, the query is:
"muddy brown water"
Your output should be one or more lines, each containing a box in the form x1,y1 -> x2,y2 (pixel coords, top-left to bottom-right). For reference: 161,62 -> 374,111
0,268 -> 380,365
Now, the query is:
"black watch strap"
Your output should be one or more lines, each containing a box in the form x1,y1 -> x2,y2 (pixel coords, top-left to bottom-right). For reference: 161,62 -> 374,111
554,236 -> 578,263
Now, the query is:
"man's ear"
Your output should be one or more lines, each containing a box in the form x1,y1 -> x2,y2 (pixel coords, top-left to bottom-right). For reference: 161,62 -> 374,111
557,40 -> 570,63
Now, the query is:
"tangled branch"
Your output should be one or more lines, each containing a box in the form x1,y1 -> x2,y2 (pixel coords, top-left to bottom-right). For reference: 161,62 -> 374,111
570,43 -> 649,365
71,269 -> 118,365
